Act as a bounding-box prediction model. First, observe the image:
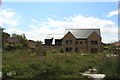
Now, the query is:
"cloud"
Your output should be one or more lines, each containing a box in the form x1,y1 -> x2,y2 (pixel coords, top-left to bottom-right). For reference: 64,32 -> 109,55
31,19 -> 38,23
25,15 -> 118,43
0,9 -> 21,27
2,9 -> 117,43
107,9 -> 118,17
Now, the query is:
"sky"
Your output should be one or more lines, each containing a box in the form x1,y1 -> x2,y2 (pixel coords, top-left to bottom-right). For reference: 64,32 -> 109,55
0,2 -> 119,43
2,0 -> 120,2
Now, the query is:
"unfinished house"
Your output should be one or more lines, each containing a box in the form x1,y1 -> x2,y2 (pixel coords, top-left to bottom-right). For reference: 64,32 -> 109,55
44,34 -> 63,46
44,29 -> 103,53
43,34 -> 63,50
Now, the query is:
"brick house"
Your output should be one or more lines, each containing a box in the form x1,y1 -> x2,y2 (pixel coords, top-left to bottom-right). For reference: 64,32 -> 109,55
44,29 -> 103,53
6,37 -> 20,44
113,42 -> 120,47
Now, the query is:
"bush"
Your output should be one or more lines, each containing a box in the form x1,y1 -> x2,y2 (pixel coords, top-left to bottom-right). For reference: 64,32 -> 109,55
98,57 -> 118,78
108,45 -> 116,54
60,47 -> 64,53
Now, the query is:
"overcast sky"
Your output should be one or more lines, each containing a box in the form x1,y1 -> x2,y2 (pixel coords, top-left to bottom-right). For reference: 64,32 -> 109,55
0,2 -> 119,43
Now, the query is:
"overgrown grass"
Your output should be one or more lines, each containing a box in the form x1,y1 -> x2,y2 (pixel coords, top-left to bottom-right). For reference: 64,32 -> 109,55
2,49 -> 118,79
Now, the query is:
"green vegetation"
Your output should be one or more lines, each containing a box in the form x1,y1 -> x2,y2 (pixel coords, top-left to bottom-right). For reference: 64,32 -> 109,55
2,48 -> 119,79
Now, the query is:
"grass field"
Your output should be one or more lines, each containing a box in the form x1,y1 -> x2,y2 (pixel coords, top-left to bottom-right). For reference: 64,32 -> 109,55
2,49 -> 118,79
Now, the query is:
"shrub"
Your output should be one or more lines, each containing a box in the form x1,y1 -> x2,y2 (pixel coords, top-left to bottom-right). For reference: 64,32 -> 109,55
60,47 -> 64,53
98,57 -> 118,78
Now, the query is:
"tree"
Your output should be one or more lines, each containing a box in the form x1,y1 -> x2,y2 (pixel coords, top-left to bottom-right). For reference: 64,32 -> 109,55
108,45 -> 116,54
12,33 -> 27,47
36,40 -> 42,48
35,41 -> 41,51
12,33 -> 27,40
0,27 -> 10,43
2,32 -> 10,39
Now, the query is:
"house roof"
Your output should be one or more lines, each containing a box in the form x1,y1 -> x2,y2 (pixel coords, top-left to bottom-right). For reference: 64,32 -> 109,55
113,42 -> 120,47
6,37 -> 20,43
65,29 -> 101,39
